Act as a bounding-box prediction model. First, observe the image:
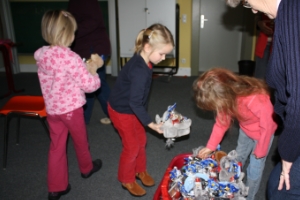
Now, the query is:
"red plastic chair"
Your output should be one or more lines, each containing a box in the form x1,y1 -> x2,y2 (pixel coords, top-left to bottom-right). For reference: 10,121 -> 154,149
0,95 -> 49,169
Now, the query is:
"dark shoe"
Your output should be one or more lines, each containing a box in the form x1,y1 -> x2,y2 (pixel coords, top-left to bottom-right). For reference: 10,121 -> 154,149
136,171 -> 155,187
81,159 -> 102,178
122,181 -> 146,196
48,184 -> 71,200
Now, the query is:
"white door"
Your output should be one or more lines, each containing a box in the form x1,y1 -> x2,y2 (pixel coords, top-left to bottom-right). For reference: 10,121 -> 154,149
199,0 -> 244,72
118,0 -> 146,57
118,0 -> 176,57
147,0 -> 176,52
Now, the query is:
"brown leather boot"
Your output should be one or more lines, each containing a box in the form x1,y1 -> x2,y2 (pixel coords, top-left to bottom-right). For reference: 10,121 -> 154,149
136,171 -> 155,187
122,181 -> 146,196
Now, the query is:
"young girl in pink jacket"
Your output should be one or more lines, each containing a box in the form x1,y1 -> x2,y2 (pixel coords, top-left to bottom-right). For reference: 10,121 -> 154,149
35,10 -> 103,200
193,68 -> 277,200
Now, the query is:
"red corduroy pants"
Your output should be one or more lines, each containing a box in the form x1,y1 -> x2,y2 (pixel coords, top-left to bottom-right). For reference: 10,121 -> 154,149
46,107 -> 93,192
108,104 -> 147,183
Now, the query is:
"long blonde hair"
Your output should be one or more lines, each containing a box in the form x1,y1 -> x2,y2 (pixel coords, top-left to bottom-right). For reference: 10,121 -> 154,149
193,68 -> 270,122
134,23 -> 174,54
41,10 -> 77,47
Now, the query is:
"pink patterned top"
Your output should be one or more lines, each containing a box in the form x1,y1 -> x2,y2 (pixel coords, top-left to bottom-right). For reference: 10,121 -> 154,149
34,46 -> 100,115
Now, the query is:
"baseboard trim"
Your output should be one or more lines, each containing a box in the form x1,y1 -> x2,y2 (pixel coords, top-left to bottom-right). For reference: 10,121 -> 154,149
0,64 -> 191,76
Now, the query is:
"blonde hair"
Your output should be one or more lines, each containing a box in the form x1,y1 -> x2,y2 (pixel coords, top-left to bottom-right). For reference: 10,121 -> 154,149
193,68 -> 270,123
41,10 -> 77,47
134,23 -> 174,54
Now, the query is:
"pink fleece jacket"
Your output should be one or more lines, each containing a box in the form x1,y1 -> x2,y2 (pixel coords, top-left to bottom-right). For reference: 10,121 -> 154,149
34,46 -> 100,115
206,94 -> 277,158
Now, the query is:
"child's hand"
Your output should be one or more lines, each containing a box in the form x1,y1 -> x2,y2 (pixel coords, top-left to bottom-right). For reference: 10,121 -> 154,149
90,53 -> 104,68
148,122 -> 164,134
197,147 -> 213,159
85,54 -> 104,75
86,61 -> 99,75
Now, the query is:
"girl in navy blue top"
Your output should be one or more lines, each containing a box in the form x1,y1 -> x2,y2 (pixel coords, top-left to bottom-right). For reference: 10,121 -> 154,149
108,23 -> 174,196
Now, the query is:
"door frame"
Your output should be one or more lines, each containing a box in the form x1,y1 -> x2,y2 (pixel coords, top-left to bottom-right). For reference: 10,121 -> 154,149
191,0 -> 256,76
0,0 -> 20,73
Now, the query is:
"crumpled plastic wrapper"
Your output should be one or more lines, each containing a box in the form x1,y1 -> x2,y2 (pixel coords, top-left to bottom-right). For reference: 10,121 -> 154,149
155,103 -> 192,148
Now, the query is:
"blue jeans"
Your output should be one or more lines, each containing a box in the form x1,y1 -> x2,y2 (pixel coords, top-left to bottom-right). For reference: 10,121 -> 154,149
236,128 -> 274,200
267,157 -> 300,200
84,59 -> 110,124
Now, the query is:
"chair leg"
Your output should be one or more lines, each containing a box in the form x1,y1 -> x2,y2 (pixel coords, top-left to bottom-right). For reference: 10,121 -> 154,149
41,118 -> 50,139
3,115 -> 10,170
16,116 -> 20,145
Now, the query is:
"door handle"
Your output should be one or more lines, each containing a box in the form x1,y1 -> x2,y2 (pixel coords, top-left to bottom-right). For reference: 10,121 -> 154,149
200,15 -> 208,29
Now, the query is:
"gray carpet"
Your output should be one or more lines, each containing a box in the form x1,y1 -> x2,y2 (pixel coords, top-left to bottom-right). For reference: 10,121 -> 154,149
0,72 -> 280,200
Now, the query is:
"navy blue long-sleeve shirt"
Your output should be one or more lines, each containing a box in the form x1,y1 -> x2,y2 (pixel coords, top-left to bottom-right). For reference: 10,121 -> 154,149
266,0 -> 300,162
108,54 -> 153,126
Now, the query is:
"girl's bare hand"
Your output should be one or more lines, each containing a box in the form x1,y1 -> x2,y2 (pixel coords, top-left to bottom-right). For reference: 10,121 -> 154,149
148,122 -> 164,134
197,147 -> 213,159
86,61 -> 99,75
90,53 -> 104,68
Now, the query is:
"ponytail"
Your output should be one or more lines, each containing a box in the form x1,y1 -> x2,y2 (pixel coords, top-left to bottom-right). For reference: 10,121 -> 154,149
134,23 -> 174,54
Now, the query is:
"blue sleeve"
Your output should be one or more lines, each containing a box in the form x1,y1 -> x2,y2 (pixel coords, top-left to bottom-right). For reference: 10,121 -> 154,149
128,65 -> 152,126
